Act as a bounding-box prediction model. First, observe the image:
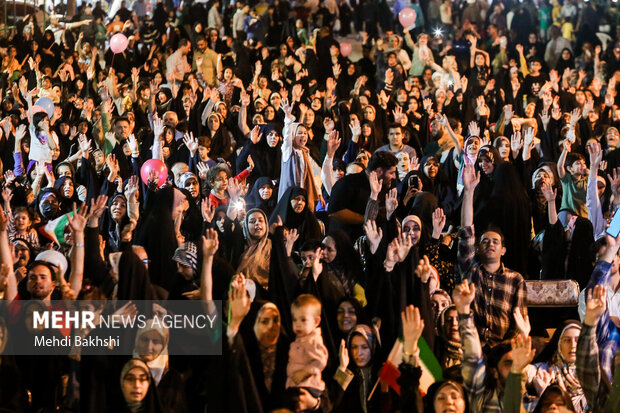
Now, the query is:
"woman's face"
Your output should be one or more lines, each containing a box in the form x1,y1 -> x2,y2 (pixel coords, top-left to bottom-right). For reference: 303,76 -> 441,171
311,98 -> 322,112
224,68 -> 233,81
62,179 -> 74,198
247,211 -> 267,239
254,307 -> 280,347
264,106 -> 275,121
525,102 -> 536,118
575,90 -> 586,105
290,195 -> 306,213
350,335 -> 371,367
258,184 -> 273,200
270,94 -> 281,108
396,152 -> 410,173
424,159 -> 439,179
122,367 -> 150,404
111,197 -> 127,221
558,327 -> 580,363
496,138 -> 510,160
321,236 -> 337,263
402,220 -> 421,245
208,116 -> 220,132
434,385 -> 466,413
136,330 -> 165,362
535,170 -> 551,187
303,110 -> 315,127
562,49 -> 571,60
475,53 -> 485,66
94,151 -> 106,168
266,131 -> 280,147
364,106 -> 375,122
478,155 -> 494,175
293,125 -> 308,148
57,164 -> 72,178
443,308 -> 459,342
362,123 -> 372,137
336,301 -> 357,333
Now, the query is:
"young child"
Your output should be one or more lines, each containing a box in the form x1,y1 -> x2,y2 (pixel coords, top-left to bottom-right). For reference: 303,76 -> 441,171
558,139 -> 588,218
7,206 -> 40,248
286,294 -> 328,397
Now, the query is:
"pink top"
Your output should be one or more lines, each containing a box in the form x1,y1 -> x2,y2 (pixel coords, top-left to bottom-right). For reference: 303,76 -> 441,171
286,328 -> 328,390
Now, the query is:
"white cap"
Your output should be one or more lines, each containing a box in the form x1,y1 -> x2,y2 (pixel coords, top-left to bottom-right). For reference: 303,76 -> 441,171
35,250 -> 68,275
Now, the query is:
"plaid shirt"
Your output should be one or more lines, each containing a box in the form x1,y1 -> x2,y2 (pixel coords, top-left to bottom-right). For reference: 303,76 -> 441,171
576,324 -> 609,412
581,260 -> 620,383
459,314 -> 537,413
457,225 -> 527,347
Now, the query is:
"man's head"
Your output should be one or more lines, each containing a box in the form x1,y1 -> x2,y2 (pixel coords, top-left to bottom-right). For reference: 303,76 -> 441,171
196,36 -> 207,53
114,117 -> 131,140
387,124 -> 404,148
26,261 -> 57,300
163,111 -> 178,128
565,153 -> 588,177
486,342 -> 513,387
367,151 -> 398,187
178,38 -> 191,55
477,226 -> 506,264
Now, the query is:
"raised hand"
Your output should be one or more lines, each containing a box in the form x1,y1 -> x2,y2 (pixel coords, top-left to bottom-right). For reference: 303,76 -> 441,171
228,273 -> 251,326
510,334 -> 536,374
540,181 -> 556,203
124,176 -> 140,202
452,280 -> 476,314
1,187 -> 12,206
385,187 -> 398,220
368,171 -> 383,199
395,231 -> 413,262
401,305 -> 425,356
364,220 -> 383,254
284,228 -> 299,257
202,228 -> 219,257
197,162 -> 210,180
183,132 -> 198,156
326,131 -> 341,158
584,284 -> 607,327
87,195 -> 108,227
468,121 -> 480,137
513,308 -> 531,337
414,255 -> 437,284
127,133 -> 139,156
280,98 -> 293,119
201,198 -> 216,223
392,105 -> 404,124
431,207 -> 446,239
532,369 -> 553,396
462,163 -> 480,192
78,134 -> 91,158
67,203 -> 89,234
151,117 -> 164,142
250,125 -> 262,144
349,118 -> 361,142
338,339 -> 349,372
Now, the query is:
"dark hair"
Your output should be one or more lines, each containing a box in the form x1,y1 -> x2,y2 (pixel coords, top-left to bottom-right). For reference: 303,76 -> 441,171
206,163 -> 230,186
387,123 -> 403,133
113,116 -> 130,126
178,38 -> 191,48
27,261 -> 57,278
197,136 -> 212,147
485,342 -> 512,388
532,385 -> 576,413
480,224 -> 505,246
566,152 -> 585,169
300,239 -> 324,252
367,151 -> 398,172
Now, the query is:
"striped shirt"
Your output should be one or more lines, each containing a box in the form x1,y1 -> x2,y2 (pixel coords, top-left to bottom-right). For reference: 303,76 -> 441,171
457,225 -> 526,347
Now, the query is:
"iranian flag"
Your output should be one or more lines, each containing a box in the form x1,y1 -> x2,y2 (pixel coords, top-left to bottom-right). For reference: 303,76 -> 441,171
103,133 -> 118,156
40,213 -> 73,246
378,337 -> 443,396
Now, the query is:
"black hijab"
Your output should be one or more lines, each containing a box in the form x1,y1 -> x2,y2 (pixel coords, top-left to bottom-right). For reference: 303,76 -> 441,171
245,177 -> 277,217
269,186 -> 322,244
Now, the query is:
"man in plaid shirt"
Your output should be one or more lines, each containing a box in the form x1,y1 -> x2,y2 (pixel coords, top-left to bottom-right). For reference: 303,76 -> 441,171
456,164 -> 527,348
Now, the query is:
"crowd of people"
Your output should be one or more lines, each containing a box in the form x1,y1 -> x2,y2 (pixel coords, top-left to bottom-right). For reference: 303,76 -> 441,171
0,0 -> 620,411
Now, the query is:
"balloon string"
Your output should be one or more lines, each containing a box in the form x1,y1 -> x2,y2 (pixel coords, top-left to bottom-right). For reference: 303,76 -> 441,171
111,52 -> 116,69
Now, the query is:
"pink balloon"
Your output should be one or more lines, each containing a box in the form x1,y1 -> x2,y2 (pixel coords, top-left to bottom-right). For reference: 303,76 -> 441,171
110,33 -> 129,54
340,42 -> 352,58
32,105 -> 47,114
140,158 -> 168,188
398,7 -> 417,29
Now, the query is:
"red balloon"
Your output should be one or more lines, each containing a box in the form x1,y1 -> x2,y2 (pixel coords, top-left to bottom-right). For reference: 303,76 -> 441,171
398,7 -> 417,29
340,42 -> 352,57
140,158 -> 168,188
